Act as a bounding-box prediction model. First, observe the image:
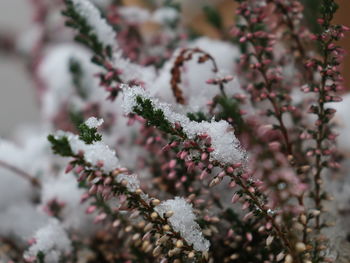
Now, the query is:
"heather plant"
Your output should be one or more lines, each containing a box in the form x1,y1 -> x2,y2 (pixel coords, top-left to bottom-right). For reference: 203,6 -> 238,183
0,0 -> 349,262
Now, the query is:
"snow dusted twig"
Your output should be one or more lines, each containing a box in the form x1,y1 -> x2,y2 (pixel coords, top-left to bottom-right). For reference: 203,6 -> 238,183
234,1 -> 295,158
48,118 -> 210,262
122,85 -> 307,259
1,0 -> 348,262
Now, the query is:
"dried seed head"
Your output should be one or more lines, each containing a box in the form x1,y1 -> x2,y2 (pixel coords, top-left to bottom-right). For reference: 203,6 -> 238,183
135,188 -> 143,195
153,246 -> 162,257
156,235 -> 169,246
168,248 -> 181,257
300,214 -> 307,225
266,235 -> 274,246
176,240 -> 184,248
276,252 -> 285,261
132,233 -> 141,241
295,242 -> 306,252
162,225 -> 171,231
151,199 -> 161,206
141,240 -> 150,251
144,223 -> 153,232
151,212 -> 158,220
125,226 -> 133,232
284,254 -> 293,263
121,179 -> 128,187
312,210 -> 321,216
230,254 -> 239,260
165,210 -> 174,218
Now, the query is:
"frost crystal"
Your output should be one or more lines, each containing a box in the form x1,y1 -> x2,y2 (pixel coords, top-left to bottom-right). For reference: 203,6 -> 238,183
71,0 -> 116,48
155,197 -> 210,252
85,117 -> 104,128
24,220 -> 71,263
122,86 -> 246,165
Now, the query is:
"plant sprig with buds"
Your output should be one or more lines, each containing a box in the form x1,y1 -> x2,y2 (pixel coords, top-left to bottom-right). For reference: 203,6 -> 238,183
48,118 -> 210,262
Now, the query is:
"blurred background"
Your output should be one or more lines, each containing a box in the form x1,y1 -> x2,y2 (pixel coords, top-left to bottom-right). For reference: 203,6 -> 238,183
0,0 -> 349,137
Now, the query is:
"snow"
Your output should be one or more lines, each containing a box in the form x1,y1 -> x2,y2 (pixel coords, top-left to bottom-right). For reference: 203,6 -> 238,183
331,93 -> 350,153
85,117 -> 104,128
118,6 -> 150,24
155,197 -> 210,252
41,172 -> 92,230
116,173 -> 140,193
152,7 -> 179,24
56,130 -> 120,173
0,203 -> 49,243
24,219 -> 72,263
151,37 -> 241,112
71,0 -> 116,48
39,44 -> 101,119
123,85 -> 246,165
111,51 -> 156,86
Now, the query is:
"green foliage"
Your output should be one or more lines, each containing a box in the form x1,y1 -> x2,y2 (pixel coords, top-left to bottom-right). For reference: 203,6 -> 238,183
164,0 -> 181,12
187,111 -> 208,122
203,5 -> 222,30
214,96 -> 244,132
62,0 -> 110,59
300,0 -> 321,34
78,123 -> 102,144
47,135 -> 73,157
36,251 -> 45,263
133,96 -> 186,138
69,110 -> 85,129
69,58 -> 87,99
320,0 -> 339,21
220,208 -> 276,261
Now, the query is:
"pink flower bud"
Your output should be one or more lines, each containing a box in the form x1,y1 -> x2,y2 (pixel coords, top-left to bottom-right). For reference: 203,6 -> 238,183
207,147 -> 215,152
89,185 -> 97,195
169,159 -> 177,169
206,78 -> 215,84
218,171 -> 226,178
239,36 -> 247,43
86,205 -> 97,214
242,202 -> 250,210
246,232 -> 253,241
268,141 -> 281,151
180,151 -> 188,159
231,193 -> 240,203
65,163 -> 74,173
94,213 -> 107,223
28,238 -> 36,245
226,166 -> 234,173
75,165 -> 84,174
229,181 -> 237,188
200,170 -> 208,180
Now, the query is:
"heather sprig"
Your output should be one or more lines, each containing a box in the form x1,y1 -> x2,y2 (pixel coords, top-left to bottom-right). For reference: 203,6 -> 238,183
47,118 -> 210,262
1,0 -> 349,262
122,85 -> 312,260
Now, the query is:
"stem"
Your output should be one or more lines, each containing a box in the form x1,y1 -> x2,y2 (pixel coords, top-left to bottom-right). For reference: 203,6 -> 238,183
313,43 -> 330,229
233,176 -> 302,263
0,160 -> 40,187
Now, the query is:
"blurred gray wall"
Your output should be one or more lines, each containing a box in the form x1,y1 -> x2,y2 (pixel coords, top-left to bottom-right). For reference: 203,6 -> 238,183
0,0 -> 40,137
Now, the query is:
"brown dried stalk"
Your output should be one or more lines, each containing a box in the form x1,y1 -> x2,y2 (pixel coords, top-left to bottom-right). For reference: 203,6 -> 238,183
170,48 -> 218,104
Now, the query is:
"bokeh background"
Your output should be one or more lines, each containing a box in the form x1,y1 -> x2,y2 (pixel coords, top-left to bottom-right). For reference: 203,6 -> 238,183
0,0 -> 349,136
